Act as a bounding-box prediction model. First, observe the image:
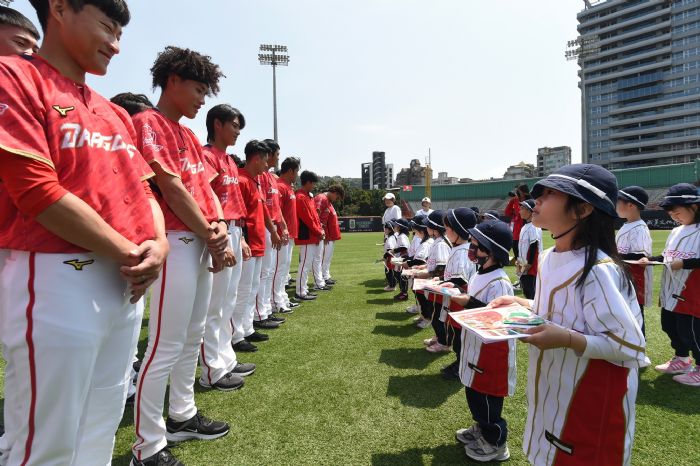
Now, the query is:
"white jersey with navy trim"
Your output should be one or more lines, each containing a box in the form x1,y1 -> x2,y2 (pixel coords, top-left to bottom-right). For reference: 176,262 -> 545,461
616,219 -> 653,305
660,223 -> 700,312
458,268 -> 516,396
395,233 -> 410,250
443,243 -> 476,283
426,236 -> 450,272
408,235 -> 421,257
414,238 -> 434,262
518,222 -> 543,263
384,234 -> 397,253
524,247 -> 647,466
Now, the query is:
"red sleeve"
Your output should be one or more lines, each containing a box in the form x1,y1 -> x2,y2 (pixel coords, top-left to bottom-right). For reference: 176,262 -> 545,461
132,111 -> 180,177
299,196 -> 323,236
0,59 -> 55,170
504,198 -> 515,217
0,153 -> 68,216
316,195 -> 330,227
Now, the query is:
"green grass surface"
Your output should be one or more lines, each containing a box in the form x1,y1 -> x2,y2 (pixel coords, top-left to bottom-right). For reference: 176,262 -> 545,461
97,230 -> 697,465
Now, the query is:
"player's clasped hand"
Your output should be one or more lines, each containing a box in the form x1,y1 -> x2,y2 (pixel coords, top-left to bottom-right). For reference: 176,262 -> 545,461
120,238 -> 169,303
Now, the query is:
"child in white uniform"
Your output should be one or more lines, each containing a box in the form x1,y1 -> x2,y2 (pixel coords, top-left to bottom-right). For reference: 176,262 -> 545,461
517,199 -> 542,299
391,218 -> 412,301
383,222 -> 398,291
491,164 -> 648,466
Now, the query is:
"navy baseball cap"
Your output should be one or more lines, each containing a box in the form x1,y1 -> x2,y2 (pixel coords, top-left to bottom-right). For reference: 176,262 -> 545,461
384,221 -> 394,230
427,210 -> 446,232
411,215 -> 427,230
481,210 -> 500,221
467,220 -> 513,265
446,208 -> 477,240
519,199 -> 536,211
618,186 -> 648,210
659,183 -> 700,208
393,218 -> 411,230
531,164 -> 619,218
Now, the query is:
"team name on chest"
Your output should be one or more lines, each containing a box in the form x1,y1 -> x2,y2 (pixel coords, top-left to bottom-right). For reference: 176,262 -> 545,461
60,123 -> 136,157
222,175 -> 239,186
665,249 -> 697,260
180,158 -> 205,175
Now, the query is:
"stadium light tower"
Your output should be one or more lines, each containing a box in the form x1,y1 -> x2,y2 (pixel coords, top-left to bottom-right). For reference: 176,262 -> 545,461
259,44 -> 289,142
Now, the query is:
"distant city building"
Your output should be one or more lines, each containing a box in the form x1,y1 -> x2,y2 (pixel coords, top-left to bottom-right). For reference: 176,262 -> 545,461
537,146 -> 572,176
577,0 -> 700,169
395,159 -> 427,186
434,172 -> 460,185
504,161 -> 536,180
360,151 -> 391,189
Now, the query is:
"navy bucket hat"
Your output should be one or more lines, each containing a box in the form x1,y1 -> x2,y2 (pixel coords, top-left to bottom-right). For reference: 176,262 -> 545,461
392,218 -> 411,232
618,186 -> 649,210
659,183 -> 700,208
519,199 -> 536,212
411,215 -> 427,230
467,220 -> 513,265
427,210 -> 446,232
531,164 -> 619,218
481,210 -> 501,221
446,208 -> 477,240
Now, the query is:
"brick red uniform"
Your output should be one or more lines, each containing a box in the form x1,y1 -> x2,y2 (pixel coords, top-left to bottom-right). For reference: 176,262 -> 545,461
237,169 -> 266,257
314,193 -> 341,241
295,189 -> 323,246
0,54 -> 156,465
278,179 -> 298,239
202,144 -> 246,221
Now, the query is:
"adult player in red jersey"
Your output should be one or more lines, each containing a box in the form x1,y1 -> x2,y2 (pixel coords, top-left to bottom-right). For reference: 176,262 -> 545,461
272,157 -> 301,313
231,140 -> 271,352
295,170 -> 325,300
198,104 -> 257,391
0,1 -> 168,464
0,6 -> 40,55
131,46 -> 230,466
254,139 -> 288,330
314,185 -> 344,287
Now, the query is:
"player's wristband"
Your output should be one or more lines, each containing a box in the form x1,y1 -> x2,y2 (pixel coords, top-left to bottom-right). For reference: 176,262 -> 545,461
218,218 -> 230,227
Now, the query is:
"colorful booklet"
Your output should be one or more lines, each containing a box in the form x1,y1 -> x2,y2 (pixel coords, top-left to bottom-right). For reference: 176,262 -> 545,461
449,303 -> 545,343
423,285 -> 463,297
390,258 -> 405,266
412,278 -> 439,291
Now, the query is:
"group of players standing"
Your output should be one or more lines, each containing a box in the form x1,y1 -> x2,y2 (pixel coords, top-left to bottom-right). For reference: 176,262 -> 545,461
379,168 -> 700,463
0,2 -> 344,466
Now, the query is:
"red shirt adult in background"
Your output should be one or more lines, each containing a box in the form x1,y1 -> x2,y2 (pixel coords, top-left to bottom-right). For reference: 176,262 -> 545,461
296,187 -> 323,246
278,175 -> 298,240
238,168 -> 266,257
504,184 -> 531,256
315,185 -> 344,242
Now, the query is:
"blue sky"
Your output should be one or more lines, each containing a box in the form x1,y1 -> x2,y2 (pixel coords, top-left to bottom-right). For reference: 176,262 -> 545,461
13,0 -> 584,180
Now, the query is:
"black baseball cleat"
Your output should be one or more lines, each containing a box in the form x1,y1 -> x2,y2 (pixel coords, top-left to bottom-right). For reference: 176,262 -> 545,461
198,372 -> 244,391
312,285 -> 333,291
268,313 -> 286,323
276,306 -> 294,314
294,294 -> 317,301
233,340 -> 258,352
130,448 -> 183,466
245,331 -> 269,342
232,362 -> 256,377
325,279 -> 337,285
165,411 -> 229,442
287,302 -> 301,308
253,319 -> 280,329
288,278 -> 296,283
441,360 -> 460,380
133,360 -> 142,373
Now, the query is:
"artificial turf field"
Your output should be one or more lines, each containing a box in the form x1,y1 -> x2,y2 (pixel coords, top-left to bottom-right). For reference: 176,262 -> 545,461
103,230 -> 695,464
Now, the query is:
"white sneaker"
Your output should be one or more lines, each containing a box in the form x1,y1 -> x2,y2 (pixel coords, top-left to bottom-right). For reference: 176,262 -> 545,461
464,436 -> 510,462
406,304 -> 419,314
384,285 -> 396,291
416,319 -> 431,329
412,315 -> 423,322
455,424 -> 481,445
655,356 -> 693,374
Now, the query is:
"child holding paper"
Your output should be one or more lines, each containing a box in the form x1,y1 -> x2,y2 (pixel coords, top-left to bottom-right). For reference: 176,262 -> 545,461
383,222 -> 398,291
491,164 -> 647,466
404,216 -> 433,315
447,220 -> 515,462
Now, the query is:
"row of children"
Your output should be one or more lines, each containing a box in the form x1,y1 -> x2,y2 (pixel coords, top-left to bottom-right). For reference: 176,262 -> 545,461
380,163 -> 699,464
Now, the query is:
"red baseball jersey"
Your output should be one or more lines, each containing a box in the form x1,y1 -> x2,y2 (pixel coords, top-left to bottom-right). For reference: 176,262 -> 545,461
278,178 -> 298,239
295,189 -> 323,246
202,144 -> 246,221
315,194 -> 341,242
237,168 -> 266,257
0,55 -> 155,253
258,170 -> 282,223
132,108 -> 217,231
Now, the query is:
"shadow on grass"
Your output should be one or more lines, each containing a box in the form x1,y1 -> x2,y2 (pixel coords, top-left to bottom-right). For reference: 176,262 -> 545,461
636,373 -> 700,414
372,324 -> 422,338
372,442 -> 495,465
361,278 -> 388,288
375,311 -> 413,322
386,373 -> 461,408
366,289 -> 391,295
379,348 -> 445,370
366,298 -> 399,306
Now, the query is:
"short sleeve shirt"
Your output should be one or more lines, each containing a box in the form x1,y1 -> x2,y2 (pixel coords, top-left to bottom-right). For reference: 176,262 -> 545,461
0,55 -> 155,252
258,170 -> 282,223
237,168 -> 266,256
132,108 -> 218,231
202,144 -> 246,221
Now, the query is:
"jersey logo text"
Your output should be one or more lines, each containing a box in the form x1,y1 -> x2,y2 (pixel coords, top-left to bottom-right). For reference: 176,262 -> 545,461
0,103 -> 8,115
180,158 -> 205,175
63,259 -> 95,271
142,124 -> 163,151
52,105 -> 76,117
60,123 -> 136,158
179,237 -> 195,245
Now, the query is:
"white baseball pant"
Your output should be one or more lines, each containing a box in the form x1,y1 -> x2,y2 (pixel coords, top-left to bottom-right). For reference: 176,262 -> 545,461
255,230 -> 274,322
231,256 -> 262,344
295,243 -> 319,297
199,225 -> 243,384
272,239 -> 294,309
0,250 -> 142,466
321,240 -> 336,281
132,232 -> 213,461
311,240 -> 326,288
